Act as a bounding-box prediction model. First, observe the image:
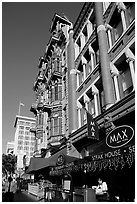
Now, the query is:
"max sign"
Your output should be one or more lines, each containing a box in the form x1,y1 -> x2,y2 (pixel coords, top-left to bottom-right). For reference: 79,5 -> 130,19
106,125 -> 134,148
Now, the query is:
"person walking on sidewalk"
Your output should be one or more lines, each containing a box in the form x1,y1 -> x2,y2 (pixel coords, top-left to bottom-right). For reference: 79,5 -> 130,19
4,176 -> 17,202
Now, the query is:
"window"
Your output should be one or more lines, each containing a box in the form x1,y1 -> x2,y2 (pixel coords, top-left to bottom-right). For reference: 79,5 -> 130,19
30,147 -> 34,152
54,118 -> 58,135
25,126 -> 30,130
31,136 -> 35,141
86,88 -> 95,116
91,40 -> 99,67
95,79 -> 105,114
56,58 -> 60,72
24,146 -> 29,151
25,131 -> 30,135
82,26 -> 88,42
109,9 -> 123,44
124,3 -> 135,25
115,55 -> 133,98
26,122 -> 30,126
18,135 -> 24,140
25,136 -> 29,140
18,146 -> 23,150
18,130 -> 24,134
19,125 -> 24,130
55,83 -> 58,101
18,140 -> 23,145
76,37 -> 81,53
24,141 -> 29,145
19,121 -> 25,125
84,49 -> 92,76
78,61 -> 84,85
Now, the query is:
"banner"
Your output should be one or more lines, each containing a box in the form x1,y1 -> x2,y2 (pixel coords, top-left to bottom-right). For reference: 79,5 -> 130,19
87,111 -> 99,140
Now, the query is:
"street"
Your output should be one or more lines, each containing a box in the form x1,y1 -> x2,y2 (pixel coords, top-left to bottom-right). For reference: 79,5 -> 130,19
12,190 -> 64,202
13,191 -> 44,202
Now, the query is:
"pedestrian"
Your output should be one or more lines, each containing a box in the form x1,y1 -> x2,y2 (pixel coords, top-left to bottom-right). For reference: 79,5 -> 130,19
92,177 -> 108,202
4,176 -> 17,202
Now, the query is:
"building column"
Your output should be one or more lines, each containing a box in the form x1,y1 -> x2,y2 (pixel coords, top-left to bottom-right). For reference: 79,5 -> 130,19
116,2 -> 127,31
94,2 -> 115,110
67,25 -> 78,133
92,85 -> 99,117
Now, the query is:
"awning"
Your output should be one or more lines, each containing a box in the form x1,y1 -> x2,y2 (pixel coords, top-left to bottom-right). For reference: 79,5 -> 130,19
50,125 -> 135,175
26,157 -> 51,174
26,147 -> 79,174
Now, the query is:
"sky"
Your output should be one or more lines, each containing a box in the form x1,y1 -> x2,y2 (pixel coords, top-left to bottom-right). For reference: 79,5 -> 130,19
2,1 -> 84,154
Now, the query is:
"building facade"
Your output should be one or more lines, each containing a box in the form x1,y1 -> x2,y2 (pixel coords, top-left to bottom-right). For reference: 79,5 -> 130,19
29,2 -> 135,201
14,115 -> 36,169
70,2 -> 135,156
6,141 -> 15,155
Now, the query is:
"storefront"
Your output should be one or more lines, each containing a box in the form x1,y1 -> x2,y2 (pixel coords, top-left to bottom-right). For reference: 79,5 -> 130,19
49,124 -> 135,201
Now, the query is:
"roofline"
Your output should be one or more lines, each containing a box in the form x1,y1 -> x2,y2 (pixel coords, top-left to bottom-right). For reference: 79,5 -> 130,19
14,115 -> 36,128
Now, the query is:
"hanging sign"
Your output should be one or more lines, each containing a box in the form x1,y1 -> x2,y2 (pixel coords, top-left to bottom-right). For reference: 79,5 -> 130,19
56,154 -> 65,166
106,125 -> 134,148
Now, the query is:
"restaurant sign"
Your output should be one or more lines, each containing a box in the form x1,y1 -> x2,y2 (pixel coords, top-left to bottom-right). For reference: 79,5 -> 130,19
56,154 -> 65,166
106,125 -> 134,148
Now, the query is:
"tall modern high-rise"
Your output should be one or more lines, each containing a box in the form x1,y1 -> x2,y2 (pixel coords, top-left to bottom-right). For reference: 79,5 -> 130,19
14,115 -> 36,169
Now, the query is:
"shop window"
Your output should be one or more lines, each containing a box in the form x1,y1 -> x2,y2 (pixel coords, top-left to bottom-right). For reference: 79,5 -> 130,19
115,55 -> 133,98
91,40 -> 99,67
109,9 -> 123,44
84,49 -> 92,76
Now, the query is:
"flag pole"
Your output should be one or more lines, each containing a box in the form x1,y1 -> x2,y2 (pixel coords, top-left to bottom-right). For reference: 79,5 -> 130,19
18,102 -> 21,115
